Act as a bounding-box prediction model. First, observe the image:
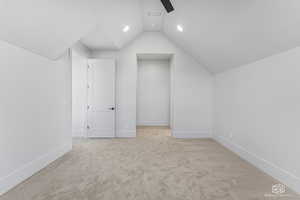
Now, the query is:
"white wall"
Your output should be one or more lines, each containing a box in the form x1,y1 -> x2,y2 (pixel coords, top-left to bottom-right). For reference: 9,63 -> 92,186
0,40 -> 72,195
71,43 -> 90,137
90,50 -> 118,59
214,47 -> 300,193
137,59 -> 170,126
93,32 -> 214,138
72,42 -> 91,58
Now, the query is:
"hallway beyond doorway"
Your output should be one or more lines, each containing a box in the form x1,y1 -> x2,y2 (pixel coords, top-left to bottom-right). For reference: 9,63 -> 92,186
137,126 -> 171,137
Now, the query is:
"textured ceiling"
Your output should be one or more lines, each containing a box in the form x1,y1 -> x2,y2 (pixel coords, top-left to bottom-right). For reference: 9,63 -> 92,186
1,0 -> 300,73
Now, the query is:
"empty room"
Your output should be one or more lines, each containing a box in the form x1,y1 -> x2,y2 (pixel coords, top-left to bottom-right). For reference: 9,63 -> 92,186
0,0 -> 299,200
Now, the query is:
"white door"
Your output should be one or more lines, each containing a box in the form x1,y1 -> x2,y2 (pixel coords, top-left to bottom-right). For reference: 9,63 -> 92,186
87,59 -> 116,138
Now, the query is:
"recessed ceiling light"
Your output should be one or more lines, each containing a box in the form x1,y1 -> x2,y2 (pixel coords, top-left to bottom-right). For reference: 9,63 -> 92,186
177,25 -> 183,32
123,25 -> 130,33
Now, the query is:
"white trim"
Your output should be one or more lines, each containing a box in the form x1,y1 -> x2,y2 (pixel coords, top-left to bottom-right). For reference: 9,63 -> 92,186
116,130 -> 136,138
135,53 -> 175,132
172,130 -> 211,138
214,135 -> 300,194
0,143 -> 72,196
72,130 -> 86,138
137,121 -> 169,126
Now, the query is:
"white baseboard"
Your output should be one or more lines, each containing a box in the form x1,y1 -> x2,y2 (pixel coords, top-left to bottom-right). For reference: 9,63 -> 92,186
137,121 -> 169,126
116,130 -> 136,138
72,130 -> 86,138
0,143 -> 72,196
172,130 -> 211,138
214,135 -> 300,194
73,130 -> 136,138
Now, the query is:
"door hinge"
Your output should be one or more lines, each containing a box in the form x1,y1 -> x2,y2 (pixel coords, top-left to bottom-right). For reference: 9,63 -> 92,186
87,84 -> 90,89
87,105 -> 90,110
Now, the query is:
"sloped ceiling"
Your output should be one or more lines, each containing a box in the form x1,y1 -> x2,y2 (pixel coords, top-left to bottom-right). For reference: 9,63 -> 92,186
82,0 -> 300,73
1,0 -> 300,73
80,0 -> 166,52
0,0 -> 143,59
80,0 -> 143,51
0,0 -> 98,59
141,0 -> 165,31
163,0 -> 300,73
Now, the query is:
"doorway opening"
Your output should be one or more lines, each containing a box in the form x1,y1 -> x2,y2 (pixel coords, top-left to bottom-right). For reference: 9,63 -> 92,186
136,53 -> 174,137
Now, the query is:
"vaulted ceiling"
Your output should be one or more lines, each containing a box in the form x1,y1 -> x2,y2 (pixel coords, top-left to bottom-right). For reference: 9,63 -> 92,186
1,0 -> 300,73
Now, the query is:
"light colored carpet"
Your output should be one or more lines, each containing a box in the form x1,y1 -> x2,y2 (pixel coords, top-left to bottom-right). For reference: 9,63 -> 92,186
1,126 -> 299,200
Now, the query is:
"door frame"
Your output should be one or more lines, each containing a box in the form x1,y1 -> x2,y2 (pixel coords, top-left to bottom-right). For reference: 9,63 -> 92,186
135,53 -> 175,131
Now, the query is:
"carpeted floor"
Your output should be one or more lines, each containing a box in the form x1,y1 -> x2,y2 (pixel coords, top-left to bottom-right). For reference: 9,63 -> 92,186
1,126 -> 299,200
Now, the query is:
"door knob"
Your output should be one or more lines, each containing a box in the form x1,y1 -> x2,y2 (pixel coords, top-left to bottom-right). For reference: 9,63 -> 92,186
109,107 -> 115,110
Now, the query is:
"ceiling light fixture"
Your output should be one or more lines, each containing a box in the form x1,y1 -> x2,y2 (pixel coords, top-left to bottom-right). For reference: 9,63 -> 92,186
177,25 -> 183,32
123,25 -> 130,33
